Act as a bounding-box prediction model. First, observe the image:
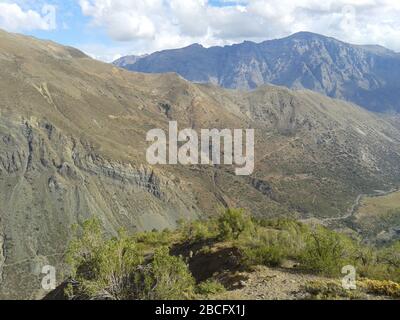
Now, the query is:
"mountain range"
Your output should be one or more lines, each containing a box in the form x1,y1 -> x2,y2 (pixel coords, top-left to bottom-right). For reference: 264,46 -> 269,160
114,32 -> 400,113
1,29 -> 400,298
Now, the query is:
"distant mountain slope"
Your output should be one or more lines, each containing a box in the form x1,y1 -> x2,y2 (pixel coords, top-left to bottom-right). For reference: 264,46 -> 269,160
115,32 -> 400,113
113,54 -> 147,67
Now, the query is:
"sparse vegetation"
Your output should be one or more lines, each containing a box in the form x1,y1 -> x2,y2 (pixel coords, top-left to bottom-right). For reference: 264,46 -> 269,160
65,219 -> 144,300
243,245 -> 286,267
353,190 -> 400,243
300,226 -> 356,276
63,210 -> 400,300
135,247 -> 195,300
305,278 -> 400,299
196,280 -> 226,297
181,219 -> 218,243
304,280 -> 365,300
217,208 -> 255,241
359,279 -> 400,298
65,220 -> 194,300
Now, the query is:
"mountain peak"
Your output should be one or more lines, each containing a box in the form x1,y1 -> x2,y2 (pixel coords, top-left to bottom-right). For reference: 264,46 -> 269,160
185,43 -> 204,49
115,32 -> 400,112
291,31 -> 329,38
288,31 -> 326,38
113,54 -> 148,67
283,31 -> 337,43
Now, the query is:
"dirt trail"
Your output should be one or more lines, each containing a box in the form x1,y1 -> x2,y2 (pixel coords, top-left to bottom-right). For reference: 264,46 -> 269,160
214,265 -> 392,300
216,265 -> 324,300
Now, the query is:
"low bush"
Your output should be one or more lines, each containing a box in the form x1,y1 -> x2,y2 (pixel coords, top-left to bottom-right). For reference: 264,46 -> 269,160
65,219 -> 143,300
217,208 -> 254,241
242,245 -> 285,267
305,278 -> 400,299
65,220 -> 194,300
299,226 -> 355,276
63,213 -> 400,300
359,279 -> 400,298
136,247 -> 195,300
182,219 -> 218,243
304,280 -> 365,300
133,229 -> 173,248
378,241 -> 400,282
196,280 -> 226,297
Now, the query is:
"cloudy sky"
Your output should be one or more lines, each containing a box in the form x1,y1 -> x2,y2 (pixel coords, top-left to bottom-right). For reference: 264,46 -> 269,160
1,0 -> 400,61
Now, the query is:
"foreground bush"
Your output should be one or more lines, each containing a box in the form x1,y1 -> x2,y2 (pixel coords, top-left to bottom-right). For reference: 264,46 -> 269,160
136,247 -> 195,300
304,280 -> 365,300
300,226 -> 355,276
182,219 -> 218,243
242,245 -> 285,267
378,241 -> 400,282
65,220 -> 143,299
133,229 -> 174,247
240,218 -> 309,268
305,278 -> 400,299
63,212 -> 400,300
65,220 -> 194,300
217,208 -> 254,240
360,279 -> 400,298
196,280 -> 226,298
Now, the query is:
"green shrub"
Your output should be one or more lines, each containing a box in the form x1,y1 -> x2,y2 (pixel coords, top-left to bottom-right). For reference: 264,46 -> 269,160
305,278 -> 400,299
238,218 -> 307,268
304,280 -> 365,300
196,280 -> 226,297
376,241 -> 400,282
243,245 -> 285,267
257,218 -> 307,233
137,247 -> 195,300
353,246 -> 389,280
133,229 -> 173,247
65,220 -> 194,300
300,226 -> 355,276
182,219 -> 218,243
65,220 -> 143,300
64,216 -> 400,300
359,279 -> 400,298
217,208 -> 254,241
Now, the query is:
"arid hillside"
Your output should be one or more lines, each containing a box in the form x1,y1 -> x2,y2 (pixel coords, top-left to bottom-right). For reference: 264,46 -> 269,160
1,29 -> 400,298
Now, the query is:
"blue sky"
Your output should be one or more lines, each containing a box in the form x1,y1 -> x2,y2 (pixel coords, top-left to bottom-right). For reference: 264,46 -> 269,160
1,0 -> 400,62
2,1 -> 118,55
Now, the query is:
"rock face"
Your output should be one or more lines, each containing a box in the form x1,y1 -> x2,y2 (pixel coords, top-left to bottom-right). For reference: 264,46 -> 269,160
116,32 -> 400,113
113,54 -> 147,68
2,30 -> 400,298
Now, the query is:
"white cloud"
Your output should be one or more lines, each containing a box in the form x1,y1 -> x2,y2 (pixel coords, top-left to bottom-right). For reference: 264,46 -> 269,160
0,2 -> 57,32
77,43 -> 129,62
79,0 -> 163,41
77,0 -> 400,59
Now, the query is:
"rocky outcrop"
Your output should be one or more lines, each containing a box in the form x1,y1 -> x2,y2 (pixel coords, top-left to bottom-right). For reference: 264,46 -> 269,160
0,118 -> 201,299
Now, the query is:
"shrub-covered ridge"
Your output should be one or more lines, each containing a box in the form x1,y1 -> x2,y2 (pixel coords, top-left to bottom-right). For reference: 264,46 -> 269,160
62,209 -> 400,300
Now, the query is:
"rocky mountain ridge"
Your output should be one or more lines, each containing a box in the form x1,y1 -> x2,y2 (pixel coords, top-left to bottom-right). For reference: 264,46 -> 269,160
114,32 -> 400,113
